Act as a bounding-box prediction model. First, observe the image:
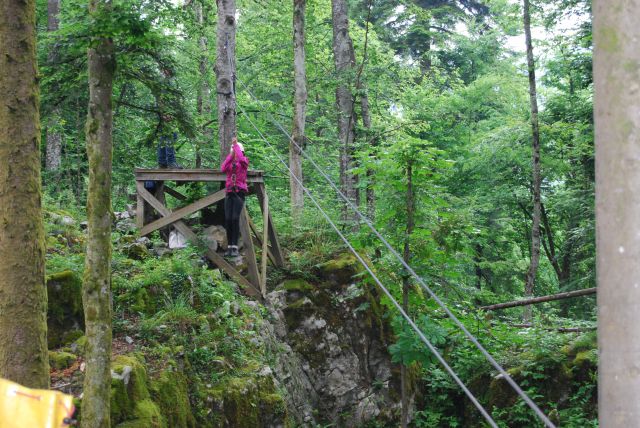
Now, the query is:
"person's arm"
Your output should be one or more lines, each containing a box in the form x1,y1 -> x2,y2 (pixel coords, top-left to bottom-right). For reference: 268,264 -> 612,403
221,152 -> 234,172
232,143 -> 248,168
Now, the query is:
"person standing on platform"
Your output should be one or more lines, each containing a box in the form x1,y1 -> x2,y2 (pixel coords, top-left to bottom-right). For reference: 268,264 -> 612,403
221,138 -> 249,257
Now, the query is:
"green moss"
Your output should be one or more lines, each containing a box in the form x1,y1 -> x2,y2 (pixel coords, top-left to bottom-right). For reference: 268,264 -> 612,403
573,349 -> 598,368
49,351 -> 77,370
150,369 -> 196,428
208,372 -> 287,428
111,354 -> 151,424
115,399 -> 164,428
567,332 -> 597,356
317,252 -> 364,284
281,279 -> 314,293
46,270 -> 84,348
74,335 -> 88,356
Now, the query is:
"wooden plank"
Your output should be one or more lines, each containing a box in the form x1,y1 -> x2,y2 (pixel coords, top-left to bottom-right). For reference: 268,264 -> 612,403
255,183 -> 284,267
136,183 -> 261,298
260,191 -> 269,296
480,287 -> 597,311
140,189 -> 226,237
247,216 -> 277,266
135,168 -> 264,183
164,186 -> 187,201
240,207 -> 261,290
136,186 -> 144,230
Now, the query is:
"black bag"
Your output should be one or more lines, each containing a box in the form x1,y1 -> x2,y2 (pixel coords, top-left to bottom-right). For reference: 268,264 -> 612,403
144,180 -> 157,192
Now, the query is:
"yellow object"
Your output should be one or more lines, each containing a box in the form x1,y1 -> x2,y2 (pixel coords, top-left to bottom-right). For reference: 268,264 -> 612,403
0,378 -> 74,428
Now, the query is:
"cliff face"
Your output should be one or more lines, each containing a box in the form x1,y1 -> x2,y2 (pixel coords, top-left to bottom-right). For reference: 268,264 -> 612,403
261,253 -> 411,427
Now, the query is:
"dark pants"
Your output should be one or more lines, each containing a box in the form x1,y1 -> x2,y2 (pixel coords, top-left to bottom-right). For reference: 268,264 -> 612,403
224,191 -> 245,247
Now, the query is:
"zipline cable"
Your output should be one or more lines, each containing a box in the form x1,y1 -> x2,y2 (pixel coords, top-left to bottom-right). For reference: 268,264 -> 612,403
234,77 -> 556,428
235,101 -> 500,428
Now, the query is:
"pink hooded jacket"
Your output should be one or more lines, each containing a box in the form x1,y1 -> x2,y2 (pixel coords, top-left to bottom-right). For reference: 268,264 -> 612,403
221,143 -> 249,193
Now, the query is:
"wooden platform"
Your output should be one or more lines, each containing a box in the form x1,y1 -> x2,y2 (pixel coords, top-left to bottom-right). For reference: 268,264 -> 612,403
135,168 -> 284,299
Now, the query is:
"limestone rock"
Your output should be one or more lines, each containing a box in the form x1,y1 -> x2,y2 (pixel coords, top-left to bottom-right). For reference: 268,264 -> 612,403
262,253 -> 410,427
124,242 -> 150,260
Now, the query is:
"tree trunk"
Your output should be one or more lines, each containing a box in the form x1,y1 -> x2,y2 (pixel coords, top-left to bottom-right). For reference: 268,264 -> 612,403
196,0 -> 212,168
401,160 -> 415,428
216,0 -> 237,163
46,0 -> 62,171
81,0 -> 115,424
290,0 -> 307,224
0,0 -> 49,389
331,0 -> 358,223
361,91 -> 375,219
594,1 -> 640,422
523,0 -> 542,323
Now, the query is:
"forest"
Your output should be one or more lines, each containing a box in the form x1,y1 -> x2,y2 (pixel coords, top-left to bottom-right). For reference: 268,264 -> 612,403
0,0 -> 606,426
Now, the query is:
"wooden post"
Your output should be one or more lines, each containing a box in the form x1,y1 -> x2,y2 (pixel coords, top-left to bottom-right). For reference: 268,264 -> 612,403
261,191 -> 269,296
255,183 -> 284,267
594,1 -> 640,425
136,188 -> 144,230
248,216 -> 277,265
240,207 -> 261,290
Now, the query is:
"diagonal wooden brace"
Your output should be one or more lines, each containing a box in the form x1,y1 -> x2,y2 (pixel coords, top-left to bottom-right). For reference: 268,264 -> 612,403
136,182 -> 261,298
140,189 -> 226,237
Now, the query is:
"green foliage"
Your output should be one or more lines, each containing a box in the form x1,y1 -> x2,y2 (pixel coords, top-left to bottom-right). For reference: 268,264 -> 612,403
37,0 -> 596,424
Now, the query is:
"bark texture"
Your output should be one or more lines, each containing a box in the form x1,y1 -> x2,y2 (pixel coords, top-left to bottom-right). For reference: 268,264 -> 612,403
523,0 -> 541,322
82,1 -> 115,424
331,0 -> 358,221
401,161 -> 415,428
361,92 -> 375,219
594,0 -> 640,424
216,0 -> 237,162
290,0 -> 307,223
0,0 -> 49,389
46,0 -> 62,171
196,0 -> 212,168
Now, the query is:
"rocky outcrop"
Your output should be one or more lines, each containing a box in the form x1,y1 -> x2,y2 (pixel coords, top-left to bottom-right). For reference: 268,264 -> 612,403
263,253 -> 411,427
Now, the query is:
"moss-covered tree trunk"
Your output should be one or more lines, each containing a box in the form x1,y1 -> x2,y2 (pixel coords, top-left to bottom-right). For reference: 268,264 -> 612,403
195,0 -> 212,168
45,0 -> 62,171
401,160 -> 415,428
522,0 -> 541,323
215,0 -> 237,162
331,0 -> 358,223
290,0 -> 307,224
81,0 -> 115,425
0,0 -> 49,389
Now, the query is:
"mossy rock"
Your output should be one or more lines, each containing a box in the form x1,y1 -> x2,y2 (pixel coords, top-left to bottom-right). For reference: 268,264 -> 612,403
487,373 -> 520,409
283,297 -> 314,327
208,370 -> 287,428
70,335 -> 88,356
150,368 -> 196,428
111,354 -> 152,424
573,349 -> 597,368
46,270 -> 84,349
124,242 -> 150,261
565,332 -> 597,357
316,252 -> 364,285
115,399 -> 164,428
281,279 -> 314,294
49,351 -> 77,370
